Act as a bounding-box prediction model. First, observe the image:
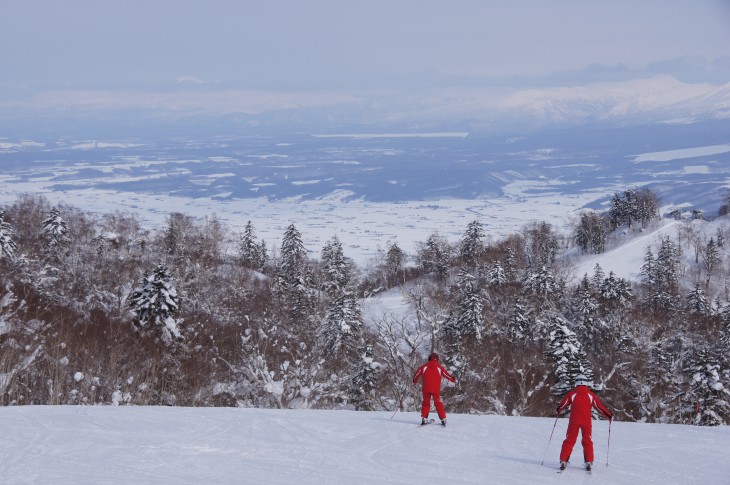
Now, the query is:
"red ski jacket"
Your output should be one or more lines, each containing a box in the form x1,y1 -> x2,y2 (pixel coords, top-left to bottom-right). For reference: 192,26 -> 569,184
413,360 -> 455,394
556,385 -> 613,424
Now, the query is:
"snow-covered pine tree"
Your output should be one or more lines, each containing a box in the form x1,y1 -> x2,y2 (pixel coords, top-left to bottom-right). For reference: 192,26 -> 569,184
598,271 -> 633,310
419,232 -> 450,280
460,220 -> 485,267
320,236 -> 351,298
504,247 -> 517,281
545,315 -> 594,396
573,283 -> 600,342
349,343 -> 380,411
506,298 -> 531,344
384,242 -> 406,287
686,283 -> 711,315
444,268 -> 484,340
239,221 -> 266,270
275,224 -> 314,324
635,188 -> 660,229
643,236 -> 680,312
0,210 -> 18,262
129,263 -> 182,344
592,263 -> 605,290
485,260 -> 507,287
521,265 -> 561,309
42,207 -> 69,250
702,237 -> 720,286
163,212 -> 193,257
721,304 -> 730,349
641,340 -> 682,422
684,348 -> 730,426
318,291 -> 364,360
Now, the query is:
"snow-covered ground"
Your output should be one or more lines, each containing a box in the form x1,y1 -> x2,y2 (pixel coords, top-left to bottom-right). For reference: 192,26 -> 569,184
0,406 -> 726,484
571,220 -> 680,281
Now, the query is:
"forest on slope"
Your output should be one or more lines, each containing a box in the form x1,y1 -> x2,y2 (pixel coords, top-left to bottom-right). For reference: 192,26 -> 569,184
0,191 -> 729,425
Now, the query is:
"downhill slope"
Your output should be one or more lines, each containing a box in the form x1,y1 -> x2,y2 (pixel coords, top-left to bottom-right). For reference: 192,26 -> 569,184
572,219 -> 680,282
0,406 -> 727,484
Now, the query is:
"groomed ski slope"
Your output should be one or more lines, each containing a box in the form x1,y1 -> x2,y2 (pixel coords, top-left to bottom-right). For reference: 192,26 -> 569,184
1,406 -> 727,484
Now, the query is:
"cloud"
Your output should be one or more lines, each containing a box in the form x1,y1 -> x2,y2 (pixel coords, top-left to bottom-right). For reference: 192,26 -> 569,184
176,76 -> 207,85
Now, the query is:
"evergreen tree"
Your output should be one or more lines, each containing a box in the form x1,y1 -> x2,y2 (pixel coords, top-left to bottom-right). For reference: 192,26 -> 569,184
592,263 -> 605,289
684,349 -> 730,426
129,263 -> 182,344
522,265 -> 561,307
643,237 -> 680,312
318,292 -> 363,359
546,315 -> 593,396
320,236 -> 352,298
163,212 -> 193,257
507,299 -> 531,344
686,284 -> 710,315
0,210 -> 18,262
504,247 -> 517,281
275,224 -> 313,323
721,304 -> 730,349
420,232 -> 450,280
574,284 -> 600,341
702,237 -> 720,285
239,221 -> 266,270
349,344 -> 380,411
42,207 -> 69,250
599,271 -> 632,306
444,268 -> 484,340
485,260 -> 507,287
384,242 -> 406,287
460,220 -> 485,267
640,247 -> 655,286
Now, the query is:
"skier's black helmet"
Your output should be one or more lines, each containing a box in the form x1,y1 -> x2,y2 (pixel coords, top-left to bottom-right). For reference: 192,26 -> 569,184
428,352 -> 439,361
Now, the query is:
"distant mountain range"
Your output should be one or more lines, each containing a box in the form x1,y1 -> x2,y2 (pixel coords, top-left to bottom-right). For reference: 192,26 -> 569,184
2,76 -> 729,137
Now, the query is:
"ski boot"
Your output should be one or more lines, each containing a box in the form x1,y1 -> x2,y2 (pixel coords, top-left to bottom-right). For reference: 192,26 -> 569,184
560,461 -> 568,471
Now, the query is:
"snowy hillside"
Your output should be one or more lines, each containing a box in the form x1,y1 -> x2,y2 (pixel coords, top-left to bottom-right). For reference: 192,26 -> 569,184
571,216 -> 729,283
0,406 -> 727,484
571,219 -> 680,281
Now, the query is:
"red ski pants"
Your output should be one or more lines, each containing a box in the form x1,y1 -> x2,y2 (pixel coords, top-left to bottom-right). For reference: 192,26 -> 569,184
421,392 -> 446,420
560,420 -> 594,463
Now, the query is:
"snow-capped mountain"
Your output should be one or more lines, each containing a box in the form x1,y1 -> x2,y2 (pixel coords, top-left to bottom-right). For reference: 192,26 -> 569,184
369,76 -> 730,131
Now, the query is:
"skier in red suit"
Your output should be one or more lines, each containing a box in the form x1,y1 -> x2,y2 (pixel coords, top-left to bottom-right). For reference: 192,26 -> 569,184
556,375 -> 613,471
413,352 -> 456,426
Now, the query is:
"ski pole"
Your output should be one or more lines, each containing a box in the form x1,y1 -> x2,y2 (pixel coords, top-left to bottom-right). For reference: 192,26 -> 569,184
606,418 -> 612,467
390,405 -> 401,420
540,415 -> 559,466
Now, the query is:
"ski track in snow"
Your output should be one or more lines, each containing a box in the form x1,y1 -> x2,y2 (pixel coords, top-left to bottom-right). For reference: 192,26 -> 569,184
0,406 -> 727,484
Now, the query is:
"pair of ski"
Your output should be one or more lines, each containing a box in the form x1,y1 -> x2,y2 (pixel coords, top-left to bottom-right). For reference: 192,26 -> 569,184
557,463 -> 592,474
419,418 -> 445,427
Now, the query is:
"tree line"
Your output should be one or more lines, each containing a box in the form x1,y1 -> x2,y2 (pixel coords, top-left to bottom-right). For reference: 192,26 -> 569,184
0,191 -> 729,425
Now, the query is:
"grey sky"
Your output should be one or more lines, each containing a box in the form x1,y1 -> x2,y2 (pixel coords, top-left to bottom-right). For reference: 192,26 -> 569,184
1,0 -> 730,121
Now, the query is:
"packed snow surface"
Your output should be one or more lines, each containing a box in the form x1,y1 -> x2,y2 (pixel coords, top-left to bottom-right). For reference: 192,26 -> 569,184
0,406 -> 727,484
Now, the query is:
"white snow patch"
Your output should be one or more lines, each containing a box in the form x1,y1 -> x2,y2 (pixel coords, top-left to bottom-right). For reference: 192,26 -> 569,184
632,144 -> 730,163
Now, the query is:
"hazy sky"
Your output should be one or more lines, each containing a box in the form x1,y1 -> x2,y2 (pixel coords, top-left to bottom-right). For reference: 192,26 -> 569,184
1,0 -> 730,120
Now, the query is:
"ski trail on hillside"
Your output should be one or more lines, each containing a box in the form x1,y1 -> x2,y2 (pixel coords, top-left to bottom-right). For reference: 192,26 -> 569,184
572,220 -> 678,281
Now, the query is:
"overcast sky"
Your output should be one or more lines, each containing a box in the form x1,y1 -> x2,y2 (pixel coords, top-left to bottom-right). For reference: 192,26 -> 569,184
1,0 -> 729,120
